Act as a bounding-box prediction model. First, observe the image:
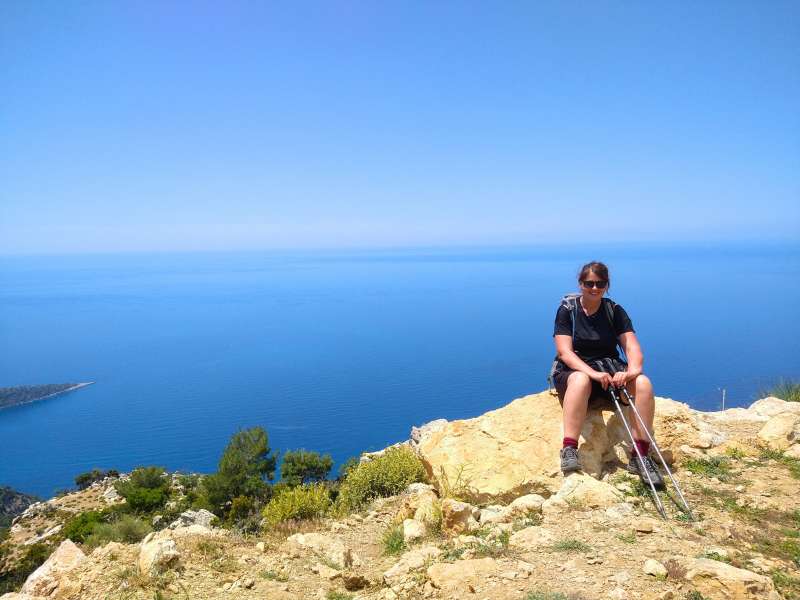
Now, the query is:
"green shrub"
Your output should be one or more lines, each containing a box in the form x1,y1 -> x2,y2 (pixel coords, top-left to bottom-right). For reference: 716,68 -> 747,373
84,514 -> 151,549
262,483 -> 331,527
337,456 -> 360,480
335,446 -> 427,513
0,542 -> 52,594
683,456 -> 733,481
114,466 -> 170,513
226,495 -> 263,533
766,379 -> 800,403
63,511 -> 104,543
74,468 -> 119,490
381,525 -> 405,556
281,450 -> 333,486
202,427 -> 277,514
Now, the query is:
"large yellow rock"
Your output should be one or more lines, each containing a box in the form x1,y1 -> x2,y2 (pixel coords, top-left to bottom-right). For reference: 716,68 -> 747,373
20,540 -> 85,598
415,390 -> 701,501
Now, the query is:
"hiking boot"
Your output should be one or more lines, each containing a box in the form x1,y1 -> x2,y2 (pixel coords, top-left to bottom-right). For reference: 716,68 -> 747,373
560,446 -> 580,473
627,455 -> 665,489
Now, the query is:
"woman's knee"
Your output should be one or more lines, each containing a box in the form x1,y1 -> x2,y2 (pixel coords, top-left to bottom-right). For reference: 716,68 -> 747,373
567,371 -> 592,392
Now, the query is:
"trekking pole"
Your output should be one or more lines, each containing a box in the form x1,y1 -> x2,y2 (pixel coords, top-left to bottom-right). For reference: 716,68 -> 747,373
603,358 -> 694,520
594,360 -> 667,519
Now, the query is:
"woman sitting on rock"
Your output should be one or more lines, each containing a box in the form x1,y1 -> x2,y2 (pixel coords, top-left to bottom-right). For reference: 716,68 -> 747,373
552,261 -> 663,486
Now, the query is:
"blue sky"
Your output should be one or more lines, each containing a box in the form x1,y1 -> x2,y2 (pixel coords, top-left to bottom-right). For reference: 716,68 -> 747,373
1,1 -> 798,254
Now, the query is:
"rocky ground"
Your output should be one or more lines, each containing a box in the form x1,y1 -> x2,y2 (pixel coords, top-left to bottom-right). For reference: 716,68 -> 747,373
2,393 -> 799,600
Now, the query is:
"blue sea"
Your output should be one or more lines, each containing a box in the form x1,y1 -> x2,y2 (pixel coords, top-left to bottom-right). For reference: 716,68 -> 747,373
1,244 -> 798,498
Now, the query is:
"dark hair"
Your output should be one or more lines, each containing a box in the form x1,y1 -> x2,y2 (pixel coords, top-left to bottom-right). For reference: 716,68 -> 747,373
578,261 -> 610,287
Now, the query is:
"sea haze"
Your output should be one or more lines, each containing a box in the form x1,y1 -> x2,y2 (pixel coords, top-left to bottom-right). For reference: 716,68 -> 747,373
1,243 -> 798,497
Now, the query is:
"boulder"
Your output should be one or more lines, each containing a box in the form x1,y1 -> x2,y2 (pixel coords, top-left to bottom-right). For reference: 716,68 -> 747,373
426,557 -> 500,593
168,508 -> 216,529
785,444 -> 800,459
757,413 -> 800,450
749,397 -> 800,418
414,391 -> 700,501
402,518 -> 427,543
286,532 -> 360,569
383,545 -> 442,584
440,498 -> 479,534
20,539 -> 86,597
643,559 -> 667,577
551,473 -> 623,509
508,525 -> 556,549
138,533 -> 180,576
679,558 -> 782,599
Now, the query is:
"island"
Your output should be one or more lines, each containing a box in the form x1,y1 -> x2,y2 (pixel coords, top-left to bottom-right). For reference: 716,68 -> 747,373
0,382 -> 95,410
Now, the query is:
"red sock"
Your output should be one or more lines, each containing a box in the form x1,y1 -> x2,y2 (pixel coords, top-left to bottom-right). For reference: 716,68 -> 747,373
563,437 -> 578,449
632,439 -> 650,458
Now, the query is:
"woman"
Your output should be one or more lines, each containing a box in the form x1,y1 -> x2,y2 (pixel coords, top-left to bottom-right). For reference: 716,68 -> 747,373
552,261 -> 663,486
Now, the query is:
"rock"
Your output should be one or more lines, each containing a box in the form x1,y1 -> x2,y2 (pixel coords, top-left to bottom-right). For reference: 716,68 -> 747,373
22,524 -> 62,546
410,490 -> 440,527
679,557 -> 782,599
102,486 -> 121,503
426,558 -> 499,593
508,526 -> 556,549
287,533 -> 360,569
542,496 -> 570,516
312,562 -> 341,580
634,518 -> 657,533
20,539 -> 86,597
605,503 -> 635,521
608,588 -> 628,599
785,444 -> 800,459
478,505 -> 508,524
402,518 -> 427,543
506,493 -> 545,516
138,533 -> 180,576
342,572 -> 369,591
643,559 -> 667,577
383,545 -> 442,584
749,397 -> 800,418
168,508 -> 216,529
256,541 -> 266,553
757,413 -> 800,450
440,498 -> 479,534
552,473 -> 623,509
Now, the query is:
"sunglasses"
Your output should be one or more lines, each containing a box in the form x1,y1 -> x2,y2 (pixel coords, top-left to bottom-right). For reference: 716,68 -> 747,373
581,280 -> 608,289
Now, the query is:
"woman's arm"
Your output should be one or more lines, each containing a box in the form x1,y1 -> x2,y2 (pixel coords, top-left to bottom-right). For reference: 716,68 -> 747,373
554,335 -> 612,388
617,331 -> 644,384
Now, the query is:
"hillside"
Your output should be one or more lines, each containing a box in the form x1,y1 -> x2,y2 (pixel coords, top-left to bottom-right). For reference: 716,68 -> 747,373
1,392 -> 799,600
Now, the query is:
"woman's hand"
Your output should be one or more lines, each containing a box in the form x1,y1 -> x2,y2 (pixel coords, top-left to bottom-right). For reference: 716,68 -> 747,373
611,371 -> 628,388
590,370 -> 612,390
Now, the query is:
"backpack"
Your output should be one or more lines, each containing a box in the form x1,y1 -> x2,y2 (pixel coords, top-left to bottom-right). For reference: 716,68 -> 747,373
547,294 -> 622,394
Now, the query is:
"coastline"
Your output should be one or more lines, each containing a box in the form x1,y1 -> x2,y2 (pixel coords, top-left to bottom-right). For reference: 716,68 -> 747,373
0,382 -> 95,411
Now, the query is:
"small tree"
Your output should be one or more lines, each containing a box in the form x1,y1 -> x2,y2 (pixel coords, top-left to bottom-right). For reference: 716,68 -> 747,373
202,427 -> 277,513
281,450 -> 333,486
114,466 -> 169,513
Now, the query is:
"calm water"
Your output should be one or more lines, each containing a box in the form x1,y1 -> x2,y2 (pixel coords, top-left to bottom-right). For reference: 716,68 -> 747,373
1,244 -> 798,498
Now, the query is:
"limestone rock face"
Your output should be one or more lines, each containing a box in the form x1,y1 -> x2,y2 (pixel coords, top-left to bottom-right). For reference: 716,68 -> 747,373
757,412 -> 800,450
20,539 -> 86,597
680,558 -> 782,600
414,391 -> 702,500
138,533 -> 180,576
286,532 -> 360,569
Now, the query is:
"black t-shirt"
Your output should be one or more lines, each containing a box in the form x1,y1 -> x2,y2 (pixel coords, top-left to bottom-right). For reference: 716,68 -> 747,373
553,299 -> 634,366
